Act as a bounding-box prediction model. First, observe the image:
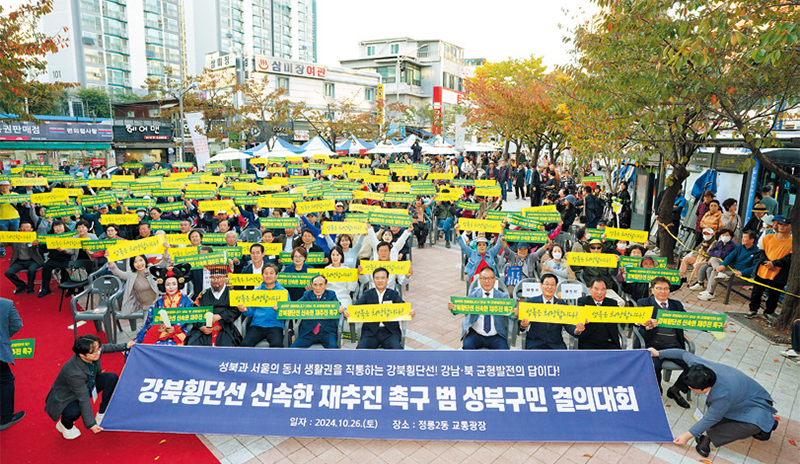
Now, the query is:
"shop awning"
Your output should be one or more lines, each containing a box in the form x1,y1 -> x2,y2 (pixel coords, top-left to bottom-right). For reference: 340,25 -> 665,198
0,142 -> 112,150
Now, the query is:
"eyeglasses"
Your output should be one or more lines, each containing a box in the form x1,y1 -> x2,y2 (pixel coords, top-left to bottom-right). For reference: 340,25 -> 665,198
479,277 -> 495,281
589,246 -> 602,250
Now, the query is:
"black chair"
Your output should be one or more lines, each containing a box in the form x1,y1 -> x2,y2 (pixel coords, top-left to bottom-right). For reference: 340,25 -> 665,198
58,260 -> 96,312
632,329 -> 695,399
239,228 -> 262,243
71,274 -> 122,343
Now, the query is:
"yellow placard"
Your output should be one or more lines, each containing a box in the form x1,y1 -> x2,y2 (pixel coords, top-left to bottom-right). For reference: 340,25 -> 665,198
31,192 -> 69,204
518,303 -> 650,324
0,231 -> 37,243
475,179 -> 497,187
160,182 -> 184,190
268,167 -> 286,174
355,158 -> 371,165
354,190 -> 384,201
522,204 -> 558,214
387,182 -> 410,193
228,274 -> 265,287
11,177 -> 48,187
348,203 -> 379,213
200,175 -> 225,185
262,177 -> 289,186
199,199 -> 235,212
347,172 -> 368,180
108,236 -> 165,262
518,303 -> 586,325
229,289 -> 289,307
604,227 -> 649,244
347,302 -> 412,323
474,187 -> 501,197
365,175 -> 389,184
566,252 -> 619,268
258,196 -> 294,208
324,167 -> 343,176
374,168 -> 391,176
88,179 -> 112,188
457,218 -> 503,233
426,172 -> 454,180
112,175 -> 135,182
45,236 -> 87,250
317,268 -> 358,282
10,167 -> 22,174
240,242 -> 282,255
101,214 -> 139,225
296,199 -> 335,214
167,246 -> 198,258
321,222 -> 367,235
360,260 -> 411,275
436,192 -> 461,202
52,188 -> 83,197
163,234 -> 192,246
249,157 -> 268,165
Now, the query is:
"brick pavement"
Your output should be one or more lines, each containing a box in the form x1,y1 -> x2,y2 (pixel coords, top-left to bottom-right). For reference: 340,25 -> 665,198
112,198 -> 800,464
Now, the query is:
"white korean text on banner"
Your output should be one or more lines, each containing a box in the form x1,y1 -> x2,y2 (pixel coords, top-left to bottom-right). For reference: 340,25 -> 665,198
101,346 -> 673,442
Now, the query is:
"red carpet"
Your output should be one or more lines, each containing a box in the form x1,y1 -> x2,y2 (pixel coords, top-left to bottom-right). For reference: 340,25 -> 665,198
0,253 -> 219,464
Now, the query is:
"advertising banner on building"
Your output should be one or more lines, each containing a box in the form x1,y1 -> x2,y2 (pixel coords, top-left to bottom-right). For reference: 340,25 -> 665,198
0,120 -> 112,142
101,346 -> 673,442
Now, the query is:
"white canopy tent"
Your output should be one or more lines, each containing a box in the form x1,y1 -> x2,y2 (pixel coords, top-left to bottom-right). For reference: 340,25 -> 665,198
367,143 -> 412,154
251,142 -> 307,158
422,145 -> 458,155
207,148 -> 250,162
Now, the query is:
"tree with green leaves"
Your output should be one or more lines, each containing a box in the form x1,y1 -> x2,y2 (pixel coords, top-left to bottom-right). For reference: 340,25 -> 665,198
0,0 -> 74,120
74,87 -> 111,118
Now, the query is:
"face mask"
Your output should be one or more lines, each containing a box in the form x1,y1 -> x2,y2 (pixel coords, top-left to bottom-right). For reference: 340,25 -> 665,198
584,233 -> 591,240
552,252 -> 563,260
137,212 -> 145,219
617,243 -> 628,250
720,236 -> 731,243
703,234 -> 713,241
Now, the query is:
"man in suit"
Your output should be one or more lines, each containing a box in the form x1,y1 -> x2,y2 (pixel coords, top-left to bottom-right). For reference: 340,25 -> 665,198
570,278 -> 622,349
4,221 -> 44,294
530,165 -> 543,207
636,277 -> 691,408
0,298 -> 24,430
291,275 -> 340,348
45,334 -> 134,439
343,267 -> 414,349
448,267 -> 514,350
520,273 -> 568,350
650,349 -> 778,458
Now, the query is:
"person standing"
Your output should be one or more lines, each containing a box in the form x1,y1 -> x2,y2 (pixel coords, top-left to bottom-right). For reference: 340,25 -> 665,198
44,334 -> 134,439
746,215 -> 792,322
0,298 -> 24,430
650,349 -> 778,458
760,185 -> 778,216
498,159 -> 510,201
514,164 -> 527,200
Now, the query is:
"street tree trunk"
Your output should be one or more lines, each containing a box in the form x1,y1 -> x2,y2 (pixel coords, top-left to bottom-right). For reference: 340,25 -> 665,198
657,162 -> 689,266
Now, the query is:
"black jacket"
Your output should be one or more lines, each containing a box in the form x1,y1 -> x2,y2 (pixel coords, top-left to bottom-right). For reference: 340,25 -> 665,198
570,296 -> 621,350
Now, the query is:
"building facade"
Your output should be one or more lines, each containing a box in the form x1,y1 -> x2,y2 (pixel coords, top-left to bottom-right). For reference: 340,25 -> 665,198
40,0 -> 317,95
338,37 -> 480,135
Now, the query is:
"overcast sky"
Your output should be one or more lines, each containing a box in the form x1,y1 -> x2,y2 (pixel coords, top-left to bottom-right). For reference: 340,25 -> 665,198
3,0 -> 598,69
316,0 -> 598,69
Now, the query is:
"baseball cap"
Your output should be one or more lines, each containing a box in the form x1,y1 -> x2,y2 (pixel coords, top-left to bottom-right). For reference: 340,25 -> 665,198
774,215 -> 790,225
335,202 -> 345,207
0,180 -> 11,186
474,237 -> 489,244
702,228 -> 714,235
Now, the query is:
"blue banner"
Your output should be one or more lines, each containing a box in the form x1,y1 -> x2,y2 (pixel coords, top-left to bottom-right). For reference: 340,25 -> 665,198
102,346 -> 673,442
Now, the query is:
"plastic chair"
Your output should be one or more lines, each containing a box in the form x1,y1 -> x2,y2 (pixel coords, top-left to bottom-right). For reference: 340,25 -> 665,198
58,260 -> 96,312
632,329 -> 695,399
71,274 -> 122,344
556,279 -> 589,305
512,278 -> 541,304
284,314 -> 346,349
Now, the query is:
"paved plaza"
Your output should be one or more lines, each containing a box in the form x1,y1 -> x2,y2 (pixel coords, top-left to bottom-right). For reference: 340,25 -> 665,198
107,198 -> 800,464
